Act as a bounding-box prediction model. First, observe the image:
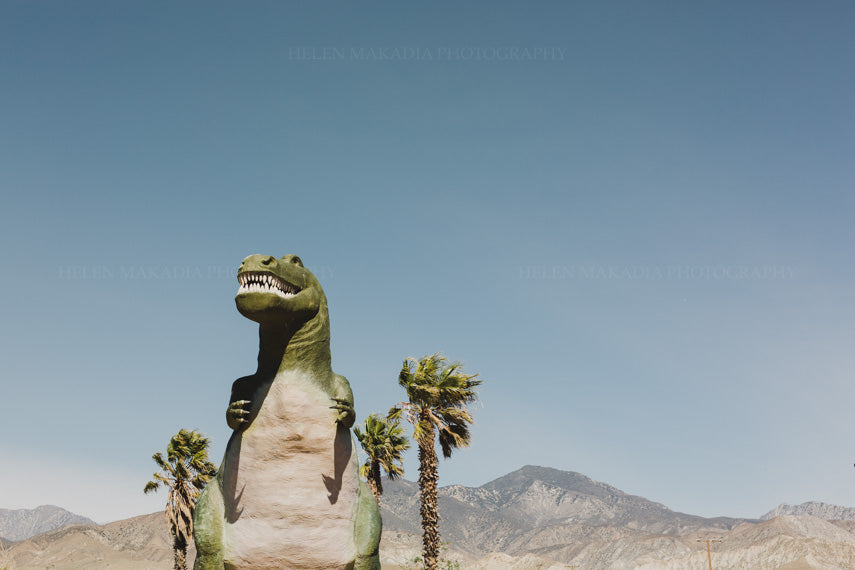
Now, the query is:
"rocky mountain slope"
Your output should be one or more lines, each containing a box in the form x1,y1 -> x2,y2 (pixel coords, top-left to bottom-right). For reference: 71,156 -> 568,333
380,465 -> 748,562
761,501 -> 855,521
0,505 -> 95,541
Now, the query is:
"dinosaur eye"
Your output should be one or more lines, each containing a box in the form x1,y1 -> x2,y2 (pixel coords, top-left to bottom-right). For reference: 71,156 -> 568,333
280,255 -> 304,267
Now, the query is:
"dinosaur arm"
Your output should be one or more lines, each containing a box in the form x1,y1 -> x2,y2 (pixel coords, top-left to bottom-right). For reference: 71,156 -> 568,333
227,376 -> 255,430
330,374 -> 355,428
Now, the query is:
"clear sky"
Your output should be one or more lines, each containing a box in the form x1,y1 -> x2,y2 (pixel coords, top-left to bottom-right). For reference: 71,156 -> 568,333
1,1 -> 854,525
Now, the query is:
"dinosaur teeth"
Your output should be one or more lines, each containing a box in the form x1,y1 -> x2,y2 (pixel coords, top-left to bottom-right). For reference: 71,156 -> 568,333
237,272 -> 299,298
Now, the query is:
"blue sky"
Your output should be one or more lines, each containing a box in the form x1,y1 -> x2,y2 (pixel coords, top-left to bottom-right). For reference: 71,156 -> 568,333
1,1 -> 854,524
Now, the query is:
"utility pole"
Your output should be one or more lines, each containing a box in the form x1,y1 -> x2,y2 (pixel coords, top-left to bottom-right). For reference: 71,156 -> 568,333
696,537 -> 723,570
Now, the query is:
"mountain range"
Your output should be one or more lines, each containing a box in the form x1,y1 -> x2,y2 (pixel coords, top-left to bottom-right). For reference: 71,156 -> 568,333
761,501 -> 855,522
4,466 -> 855,569
380,465 -> 747,564
0,505 -> 94,542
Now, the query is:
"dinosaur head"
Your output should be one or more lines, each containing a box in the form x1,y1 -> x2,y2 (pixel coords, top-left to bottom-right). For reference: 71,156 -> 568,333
235,254 -> 326,329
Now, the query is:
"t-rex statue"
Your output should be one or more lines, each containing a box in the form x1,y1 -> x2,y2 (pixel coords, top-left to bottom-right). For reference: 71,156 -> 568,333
193,254 -> 381,569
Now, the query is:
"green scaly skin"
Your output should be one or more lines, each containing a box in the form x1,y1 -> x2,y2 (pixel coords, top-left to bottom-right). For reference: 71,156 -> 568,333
193,254 -> 381,569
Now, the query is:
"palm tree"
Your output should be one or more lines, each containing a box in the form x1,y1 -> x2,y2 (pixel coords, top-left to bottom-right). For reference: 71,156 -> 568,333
354,413 -> 410,502
144,429 -> 217,570
390,353 -> 481,570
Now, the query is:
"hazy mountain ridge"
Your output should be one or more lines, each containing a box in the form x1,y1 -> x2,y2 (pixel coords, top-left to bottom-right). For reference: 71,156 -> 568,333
5,466 -> 855,569
762,501 -> 855,521
0,505 -> 95,541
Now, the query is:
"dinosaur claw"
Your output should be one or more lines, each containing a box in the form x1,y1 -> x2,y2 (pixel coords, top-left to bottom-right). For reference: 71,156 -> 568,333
227,399 -> 253,430
329,398 -> 355,427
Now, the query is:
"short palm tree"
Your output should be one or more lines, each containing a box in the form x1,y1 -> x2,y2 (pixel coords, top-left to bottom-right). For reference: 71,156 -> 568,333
144,429 -> 217,570
390,353 -> 481,570
354,413 -> 410,502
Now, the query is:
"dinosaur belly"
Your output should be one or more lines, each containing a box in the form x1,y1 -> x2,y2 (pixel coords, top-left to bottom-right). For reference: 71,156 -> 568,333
220,372 -> 359,569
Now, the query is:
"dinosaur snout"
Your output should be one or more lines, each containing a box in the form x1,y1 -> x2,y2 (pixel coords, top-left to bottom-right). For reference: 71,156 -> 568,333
239,254 -> 278,273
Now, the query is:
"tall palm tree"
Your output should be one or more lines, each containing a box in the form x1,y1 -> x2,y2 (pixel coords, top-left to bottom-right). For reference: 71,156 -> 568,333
390,353 -> 481,570
354,413 -> 410,502
144,429 -> 217,570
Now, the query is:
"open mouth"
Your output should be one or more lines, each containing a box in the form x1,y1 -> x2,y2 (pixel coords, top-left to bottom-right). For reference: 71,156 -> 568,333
237,272 -> 300,299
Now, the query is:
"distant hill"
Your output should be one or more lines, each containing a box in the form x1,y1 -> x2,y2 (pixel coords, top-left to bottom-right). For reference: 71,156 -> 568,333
762,501 -> 855,521
0,505 -> 95,541
0,511 -> 182,570
630,515 -> 855,570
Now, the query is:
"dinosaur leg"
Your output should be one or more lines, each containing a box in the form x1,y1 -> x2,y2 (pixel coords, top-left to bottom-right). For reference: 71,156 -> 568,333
353,480 -> 382,570
193,477 -> 226,570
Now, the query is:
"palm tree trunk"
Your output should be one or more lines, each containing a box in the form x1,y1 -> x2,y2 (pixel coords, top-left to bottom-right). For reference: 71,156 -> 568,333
368,459 -> 383,501
418,430 -> 440,570
173,537 -> 187,570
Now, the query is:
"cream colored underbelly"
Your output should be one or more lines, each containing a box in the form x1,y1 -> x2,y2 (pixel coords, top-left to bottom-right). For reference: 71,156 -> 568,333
220,372 -> 359,569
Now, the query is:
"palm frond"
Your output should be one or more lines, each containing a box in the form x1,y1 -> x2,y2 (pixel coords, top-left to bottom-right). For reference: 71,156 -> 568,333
358,462 -> 371,480
152,452 -> 174,474
436,406 -> 474,426
153,472 -> 172,486
438,421 -> 471,458
385,463 -> 405,480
